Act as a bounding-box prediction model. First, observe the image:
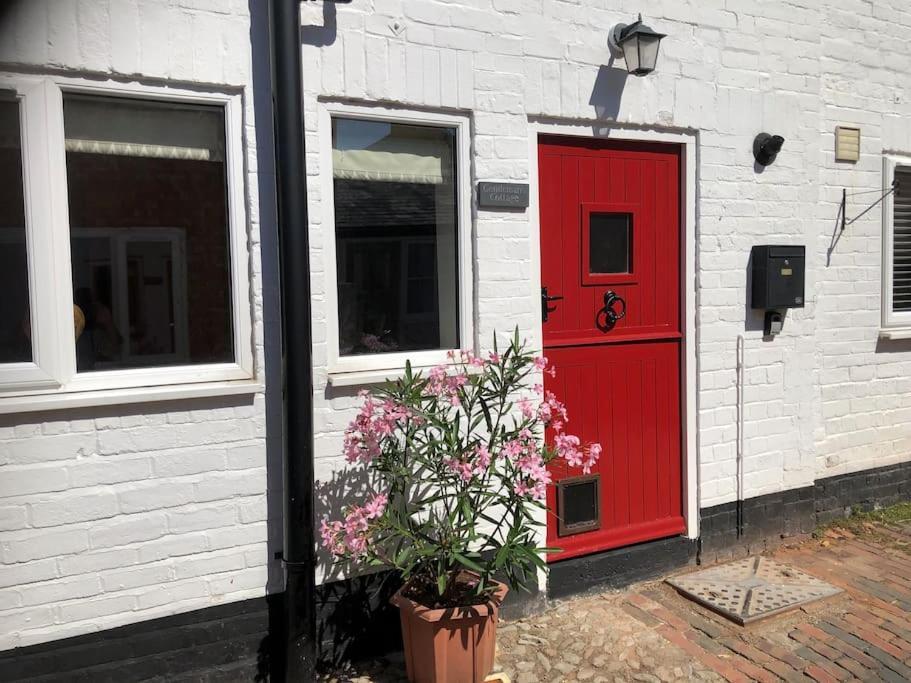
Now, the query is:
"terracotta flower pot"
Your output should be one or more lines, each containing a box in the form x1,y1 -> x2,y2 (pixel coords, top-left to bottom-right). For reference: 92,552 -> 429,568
390,577 -> 509,683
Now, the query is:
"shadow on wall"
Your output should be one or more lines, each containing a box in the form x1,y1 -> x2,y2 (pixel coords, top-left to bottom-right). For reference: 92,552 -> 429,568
589,59 -> 628,123
248,1 -> 286,679
314,468 -> 404,667
826,193 -> 846,266
311,464 -> 545,667
301,1 -> 339,47
876,338 -> 911,353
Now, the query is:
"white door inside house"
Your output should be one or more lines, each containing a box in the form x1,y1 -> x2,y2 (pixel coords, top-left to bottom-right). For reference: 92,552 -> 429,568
71,228 -> 190,369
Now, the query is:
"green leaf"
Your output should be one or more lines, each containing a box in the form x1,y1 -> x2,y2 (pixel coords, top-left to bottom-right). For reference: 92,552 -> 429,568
494,545 -> 508,569
460,497 -> 473,523
437,573 -> 447,596
479,397 -> 493,432
452,552 -> 484,573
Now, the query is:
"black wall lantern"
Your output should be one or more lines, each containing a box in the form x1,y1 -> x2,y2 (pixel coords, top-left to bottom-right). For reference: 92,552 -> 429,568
753,133 -> 785,166
609,14 -> 666,76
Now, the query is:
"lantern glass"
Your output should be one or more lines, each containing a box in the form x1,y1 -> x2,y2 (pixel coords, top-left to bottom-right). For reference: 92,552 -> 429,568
637,34 -> 662,74
621,37 -> 641,74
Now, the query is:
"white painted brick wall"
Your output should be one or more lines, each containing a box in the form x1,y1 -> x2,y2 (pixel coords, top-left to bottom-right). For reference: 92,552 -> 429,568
301,0 -> 911,565
814,1 -> 911,481
3,0 -> 911,654
0,0 -> 274,652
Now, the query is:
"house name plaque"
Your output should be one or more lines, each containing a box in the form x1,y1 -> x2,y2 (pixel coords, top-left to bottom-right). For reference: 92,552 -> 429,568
478,182 -> 529,209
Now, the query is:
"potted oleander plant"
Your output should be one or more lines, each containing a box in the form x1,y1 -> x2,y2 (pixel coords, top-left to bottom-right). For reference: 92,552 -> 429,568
320,331 -> 601,683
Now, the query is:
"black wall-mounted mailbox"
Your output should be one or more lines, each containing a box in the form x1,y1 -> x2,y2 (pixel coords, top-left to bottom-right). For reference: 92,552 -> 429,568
751,245 -> 805,309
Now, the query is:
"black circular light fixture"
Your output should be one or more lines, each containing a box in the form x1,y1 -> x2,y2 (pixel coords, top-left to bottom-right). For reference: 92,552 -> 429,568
753,133 -> 785,166
609,14 -> 666,76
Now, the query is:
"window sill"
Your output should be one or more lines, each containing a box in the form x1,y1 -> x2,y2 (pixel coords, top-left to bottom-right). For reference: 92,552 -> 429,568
327,367 -> 414,387
327,362 -> 483,388
2,379 -> 263,415
879,328 -> 911,341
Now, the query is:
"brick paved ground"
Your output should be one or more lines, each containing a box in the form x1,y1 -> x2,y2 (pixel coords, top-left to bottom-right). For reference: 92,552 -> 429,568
325,519 -> 911,682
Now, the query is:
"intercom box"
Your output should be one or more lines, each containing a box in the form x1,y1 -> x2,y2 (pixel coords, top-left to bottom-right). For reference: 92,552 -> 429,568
751,245 -> 805,309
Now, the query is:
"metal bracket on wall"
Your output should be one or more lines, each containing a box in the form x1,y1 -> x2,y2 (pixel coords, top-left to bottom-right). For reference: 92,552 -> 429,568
840,179 -> 897,232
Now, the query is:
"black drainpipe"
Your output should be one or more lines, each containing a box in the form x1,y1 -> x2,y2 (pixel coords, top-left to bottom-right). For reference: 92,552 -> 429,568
269,0 -> 316,678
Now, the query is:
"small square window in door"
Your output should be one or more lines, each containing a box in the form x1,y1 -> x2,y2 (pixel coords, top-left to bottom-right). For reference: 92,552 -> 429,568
589,213 -> 631,274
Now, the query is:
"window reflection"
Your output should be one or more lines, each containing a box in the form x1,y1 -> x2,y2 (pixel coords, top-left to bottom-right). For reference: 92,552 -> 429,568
332,118 -> 459,356
0,99 -> 32,363
63,94 -> 233,371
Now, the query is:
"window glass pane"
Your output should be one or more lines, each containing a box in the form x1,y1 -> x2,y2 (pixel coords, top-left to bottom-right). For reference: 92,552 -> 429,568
589,213 -> 631,274
64,94 -> 233,371
893,167 -> 911,312
0,99 -> 32,363
332,118 -> 458,356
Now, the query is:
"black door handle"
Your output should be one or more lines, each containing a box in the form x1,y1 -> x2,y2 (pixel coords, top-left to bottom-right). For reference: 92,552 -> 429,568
542,286 -> 563,322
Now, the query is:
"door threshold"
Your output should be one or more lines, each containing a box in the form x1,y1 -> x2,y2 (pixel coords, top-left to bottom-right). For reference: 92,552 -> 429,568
547,535 -> 697,601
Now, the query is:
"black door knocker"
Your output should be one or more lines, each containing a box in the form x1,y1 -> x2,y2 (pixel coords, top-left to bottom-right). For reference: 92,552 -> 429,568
597,290 -> 626,332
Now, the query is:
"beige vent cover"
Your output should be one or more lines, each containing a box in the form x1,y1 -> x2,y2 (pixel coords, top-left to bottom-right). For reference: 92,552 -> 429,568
835,126 -> 861,162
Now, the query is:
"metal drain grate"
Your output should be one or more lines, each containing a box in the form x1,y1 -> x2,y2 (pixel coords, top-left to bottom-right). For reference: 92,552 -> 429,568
666,557 -> 841,625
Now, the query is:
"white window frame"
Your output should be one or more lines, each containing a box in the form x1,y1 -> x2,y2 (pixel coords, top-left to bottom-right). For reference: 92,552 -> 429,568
882,154 -> 911,335
319,103 -> 473,384
0,74 -> 255,409
0,76 -> 70,391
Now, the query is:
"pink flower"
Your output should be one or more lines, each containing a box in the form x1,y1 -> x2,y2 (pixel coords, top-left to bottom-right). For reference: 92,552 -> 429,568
475,445 -> 491,471
513,481 -> 532,497
425,365 -> 468,407
488,352 -> 501,364
512,449 -> 552,501
320,515 -> 365,558
533,356 -> 548,370
517,398 -> 534,419
364,492 -> 388,519
320,518 -> 342,550
501,438 -> 525,460
444,456 -> 475,482
555,433 -> 583,467
582,443 -> 602,475
322,498 -> 391,558
454,349 -> 485,368
346,534 -> 368,556
343,396 -> 412,464
537,391 -> 568,431
445,444 -> 493,482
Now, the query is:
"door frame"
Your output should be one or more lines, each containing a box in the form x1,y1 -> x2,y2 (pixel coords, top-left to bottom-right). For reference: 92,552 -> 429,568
528,121 -> 699,541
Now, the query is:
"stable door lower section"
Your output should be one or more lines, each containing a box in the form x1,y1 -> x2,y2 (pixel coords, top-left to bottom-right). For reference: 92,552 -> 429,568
543,341 -> 684,560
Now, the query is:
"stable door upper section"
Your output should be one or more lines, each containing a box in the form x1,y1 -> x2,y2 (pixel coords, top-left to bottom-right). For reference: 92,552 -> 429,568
538,137 -> 681,347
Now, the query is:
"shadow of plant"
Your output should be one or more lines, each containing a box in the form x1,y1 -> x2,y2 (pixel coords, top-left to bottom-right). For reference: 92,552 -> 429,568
315,468 -> 404,668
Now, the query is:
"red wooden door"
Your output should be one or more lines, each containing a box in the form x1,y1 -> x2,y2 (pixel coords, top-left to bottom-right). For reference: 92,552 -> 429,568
539,136 -> 684,562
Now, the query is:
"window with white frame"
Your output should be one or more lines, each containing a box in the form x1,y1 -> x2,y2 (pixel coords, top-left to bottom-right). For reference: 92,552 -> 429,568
883,156 -> 911,330
325,108 -> 471,376
0,75 -> 252,403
